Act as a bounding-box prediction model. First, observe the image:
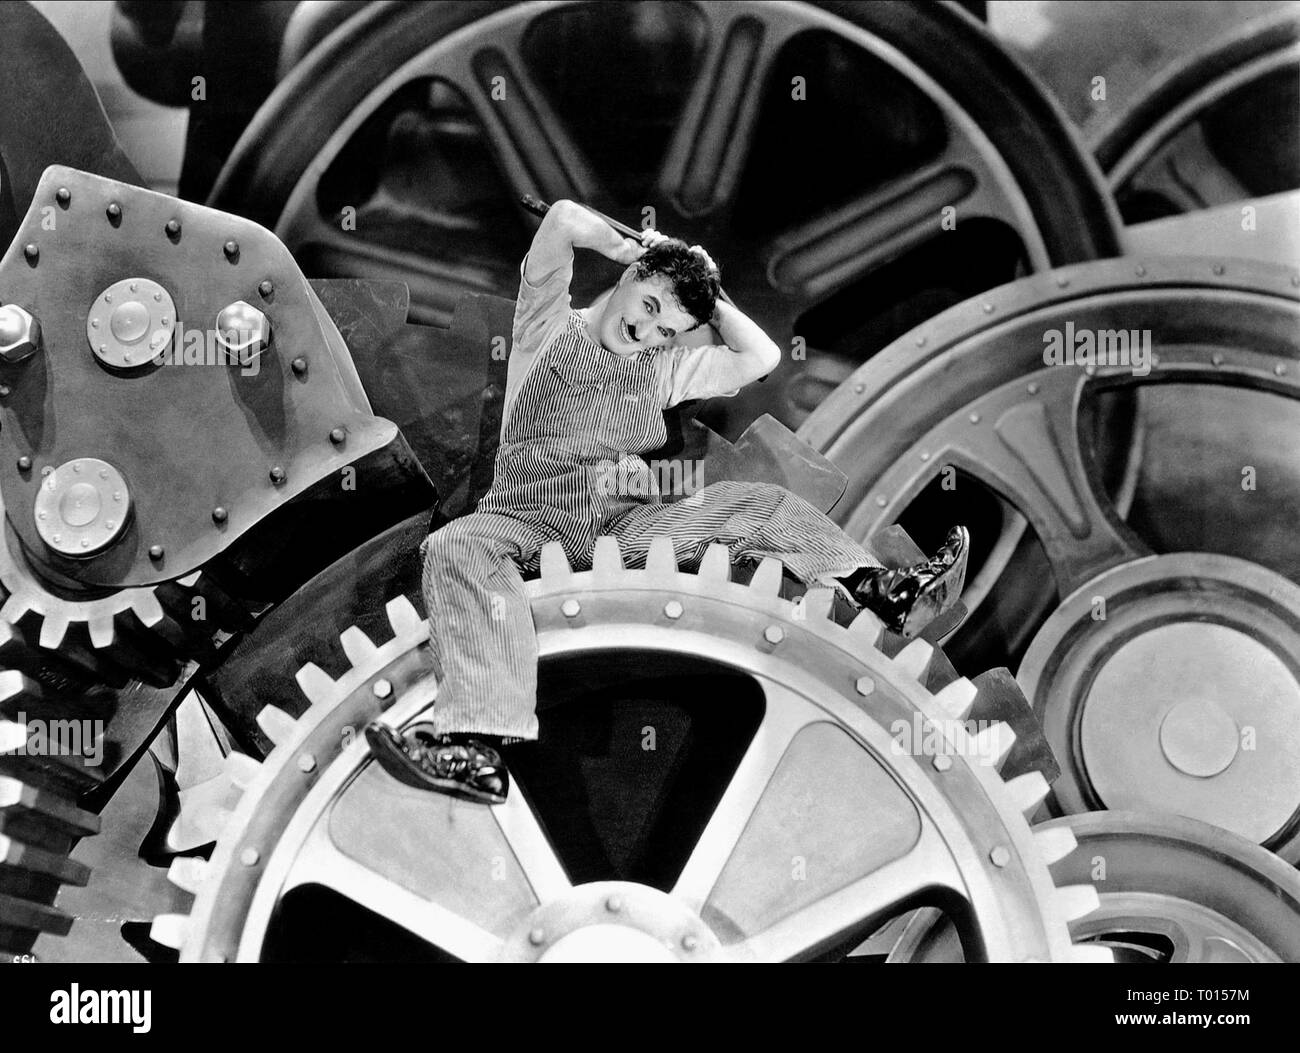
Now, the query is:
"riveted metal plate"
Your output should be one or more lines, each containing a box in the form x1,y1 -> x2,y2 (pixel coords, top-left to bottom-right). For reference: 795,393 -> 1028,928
0,165 -> 397,588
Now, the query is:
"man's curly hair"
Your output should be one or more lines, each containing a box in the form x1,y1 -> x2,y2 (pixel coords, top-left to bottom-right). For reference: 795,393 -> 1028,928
633,238 -> 721,328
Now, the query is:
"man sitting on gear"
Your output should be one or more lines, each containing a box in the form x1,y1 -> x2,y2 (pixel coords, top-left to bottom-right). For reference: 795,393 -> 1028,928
365,200 -> 968,804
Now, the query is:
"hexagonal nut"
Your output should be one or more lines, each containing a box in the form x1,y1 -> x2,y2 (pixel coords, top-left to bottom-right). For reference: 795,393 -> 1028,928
0,304 -> 41,363
215,300 -> 270,362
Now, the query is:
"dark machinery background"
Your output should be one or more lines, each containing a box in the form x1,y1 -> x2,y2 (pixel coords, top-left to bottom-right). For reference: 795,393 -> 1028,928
0,0 -> 1298,964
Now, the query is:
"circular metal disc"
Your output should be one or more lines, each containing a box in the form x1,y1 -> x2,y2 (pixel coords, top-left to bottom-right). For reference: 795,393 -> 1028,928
33,458 -> 132,555
86,277 -> 176,368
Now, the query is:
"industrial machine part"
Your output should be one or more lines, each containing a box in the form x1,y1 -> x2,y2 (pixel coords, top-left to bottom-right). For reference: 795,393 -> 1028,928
147,538 -> 1107,962
1091,11 -> 1299,221
799,256 -> 1300,856
885,812 -> 1300,963
206,0 -> 1120,433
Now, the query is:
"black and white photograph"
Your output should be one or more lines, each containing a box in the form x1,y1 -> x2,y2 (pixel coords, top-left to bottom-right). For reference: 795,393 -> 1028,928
0,0 -> 1297,1009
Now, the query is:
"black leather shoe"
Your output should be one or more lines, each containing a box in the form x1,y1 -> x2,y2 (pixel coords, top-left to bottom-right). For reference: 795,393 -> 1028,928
364,722 -> 509,804
851,526 -> 970,637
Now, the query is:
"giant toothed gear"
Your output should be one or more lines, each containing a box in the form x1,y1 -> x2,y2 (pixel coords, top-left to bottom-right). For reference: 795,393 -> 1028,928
799,256 -> 1300,861
148,537 -> 1107,963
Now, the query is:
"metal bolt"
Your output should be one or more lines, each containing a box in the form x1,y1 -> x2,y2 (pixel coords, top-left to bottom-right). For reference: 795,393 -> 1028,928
605,895 -> 623,913
258,279 -> 274,299
16,456 -> 31,472
149,544 -> 164,561
269,465 -> 286,485
223,240 -> 240,262
329,427 -> 345,445
989,845 -> 1011,868
55,187 -> 71,207
216,300 -> 270,360
561,599 -> 581,618
664,600 -> 683,620
763,625 -> 784,645
106,202 -> 122,223
933,754 -> 952,772
855,676 -> 874,696
22,244 -> 37,264
0,305 -> 42,363
372,679 -> 393,699
528,928 -> 546,946
291,356 -> 308,376
240,847 -> 260,867
165,219 -> 181,238
298,754 -> 317,773
212,506 -> 228,524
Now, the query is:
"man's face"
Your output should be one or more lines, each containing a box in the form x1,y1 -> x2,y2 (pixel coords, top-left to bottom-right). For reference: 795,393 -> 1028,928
595,271 -> 699,357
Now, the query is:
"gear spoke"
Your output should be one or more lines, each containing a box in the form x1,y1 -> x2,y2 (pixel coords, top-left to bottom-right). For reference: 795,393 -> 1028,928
282,823 -> 506,963
946,367 -> 1147,596
655,7 -> 793,220
439,35 -> 599,208
723,820 -> 962,962
670,681 -> 821,911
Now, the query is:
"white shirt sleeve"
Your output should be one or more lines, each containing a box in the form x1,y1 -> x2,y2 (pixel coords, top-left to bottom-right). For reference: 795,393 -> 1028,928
503,254 -> 573,432
658,343 -> 746,407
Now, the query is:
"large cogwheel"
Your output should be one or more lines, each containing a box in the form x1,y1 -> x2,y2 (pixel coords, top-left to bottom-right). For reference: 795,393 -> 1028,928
151,536 -> 1107,963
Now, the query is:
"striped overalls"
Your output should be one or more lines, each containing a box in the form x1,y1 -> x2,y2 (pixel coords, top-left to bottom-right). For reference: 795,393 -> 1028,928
419,286 -> 882,740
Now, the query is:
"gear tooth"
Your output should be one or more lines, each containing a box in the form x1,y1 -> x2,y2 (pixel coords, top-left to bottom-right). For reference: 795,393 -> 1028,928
0,668 -> 38,707
592,536 -> 624,575
0,718 -> 25,751
801,586 -> 836,621
932,677 -> 977,719
223,752 -> 261,789
339,625 -> 379,666
255,705 -> 298,746
749,557 -> 784,595
1005,771 -> 1051,816
540,541 -> 571,580
894,638 -> 934,683
166,856 -> 208,895
972,721 -> 1016,767
87,614 -> 115,649
38,613 -> 69,650
149,913 -> 191,951
699,543 -> 731,581
295,662 -> 336,705
646,536 -> 677,575
132,590 -> 165,624
385,595 -> 423,637
847,607 -> 885,648
1065,943 -> 1115,963
1033,825 -> 1079,866
1055,883 -> 1102,923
